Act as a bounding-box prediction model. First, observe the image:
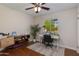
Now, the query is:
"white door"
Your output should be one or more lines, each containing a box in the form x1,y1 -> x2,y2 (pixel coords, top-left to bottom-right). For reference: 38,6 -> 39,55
77,6 -> 79,53
77,19 -> 79,53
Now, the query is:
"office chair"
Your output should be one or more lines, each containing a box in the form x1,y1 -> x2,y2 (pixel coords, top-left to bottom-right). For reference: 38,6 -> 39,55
42,34 -> 53,47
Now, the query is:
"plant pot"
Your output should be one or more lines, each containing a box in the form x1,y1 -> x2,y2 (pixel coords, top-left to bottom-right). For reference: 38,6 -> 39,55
33,39 -> 36,42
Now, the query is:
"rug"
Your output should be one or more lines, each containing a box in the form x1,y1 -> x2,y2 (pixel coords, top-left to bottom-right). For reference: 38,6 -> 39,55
8,44 -> 22,49
27,43 -> 65,56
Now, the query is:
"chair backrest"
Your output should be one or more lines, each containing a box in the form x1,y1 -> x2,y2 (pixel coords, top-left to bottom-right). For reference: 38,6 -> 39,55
43,34 -> 53,42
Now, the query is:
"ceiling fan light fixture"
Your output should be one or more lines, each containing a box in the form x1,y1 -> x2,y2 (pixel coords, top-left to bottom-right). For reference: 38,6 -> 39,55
34,7 -> 37,11
34,7 -> 41,12
38,7 -> 41,11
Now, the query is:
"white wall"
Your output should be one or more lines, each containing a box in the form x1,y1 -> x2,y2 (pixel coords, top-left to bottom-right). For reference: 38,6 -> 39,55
0,5 -> 34,35
34,8 -> 77,50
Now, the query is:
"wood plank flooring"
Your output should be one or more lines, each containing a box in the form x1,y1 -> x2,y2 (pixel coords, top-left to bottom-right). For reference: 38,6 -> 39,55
0,41 -> 79,56
65,48 -> 79,56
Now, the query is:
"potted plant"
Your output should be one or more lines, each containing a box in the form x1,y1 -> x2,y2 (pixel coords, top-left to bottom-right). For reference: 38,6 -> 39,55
30,24 -> 41,42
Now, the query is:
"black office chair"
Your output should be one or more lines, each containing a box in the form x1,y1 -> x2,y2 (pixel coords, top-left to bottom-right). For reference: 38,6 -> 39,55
42,34 -> 53,47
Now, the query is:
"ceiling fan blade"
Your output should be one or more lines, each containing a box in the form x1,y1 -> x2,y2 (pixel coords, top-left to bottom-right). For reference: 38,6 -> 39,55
25,7 -> 34,10
31,3 -> 37,5
41,3 -> 45,5
41,6 -> 50,10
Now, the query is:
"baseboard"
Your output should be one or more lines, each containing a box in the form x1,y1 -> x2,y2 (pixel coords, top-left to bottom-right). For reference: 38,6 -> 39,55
56,44 -> 77,51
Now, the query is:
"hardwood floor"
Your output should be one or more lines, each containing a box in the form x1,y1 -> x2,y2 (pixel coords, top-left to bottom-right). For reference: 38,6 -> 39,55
65,48 -> 79,56
0,41 -> 79,56
0,41 -> 43,56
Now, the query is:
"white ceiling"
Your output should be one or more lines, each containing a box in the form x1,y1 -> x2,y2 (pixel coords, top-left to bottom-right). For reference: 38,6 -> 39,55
1,3 -> 78,16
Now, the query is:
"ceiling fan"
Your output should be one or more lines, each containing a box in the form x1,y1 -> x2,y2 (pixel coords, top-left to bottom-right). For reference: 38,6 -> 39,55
25,3 -> 50,13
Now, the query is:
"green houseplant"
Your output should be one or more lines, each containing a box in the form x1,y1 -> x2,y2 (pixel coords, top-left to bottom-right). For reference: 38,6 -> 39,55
30,24 -> 41,42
